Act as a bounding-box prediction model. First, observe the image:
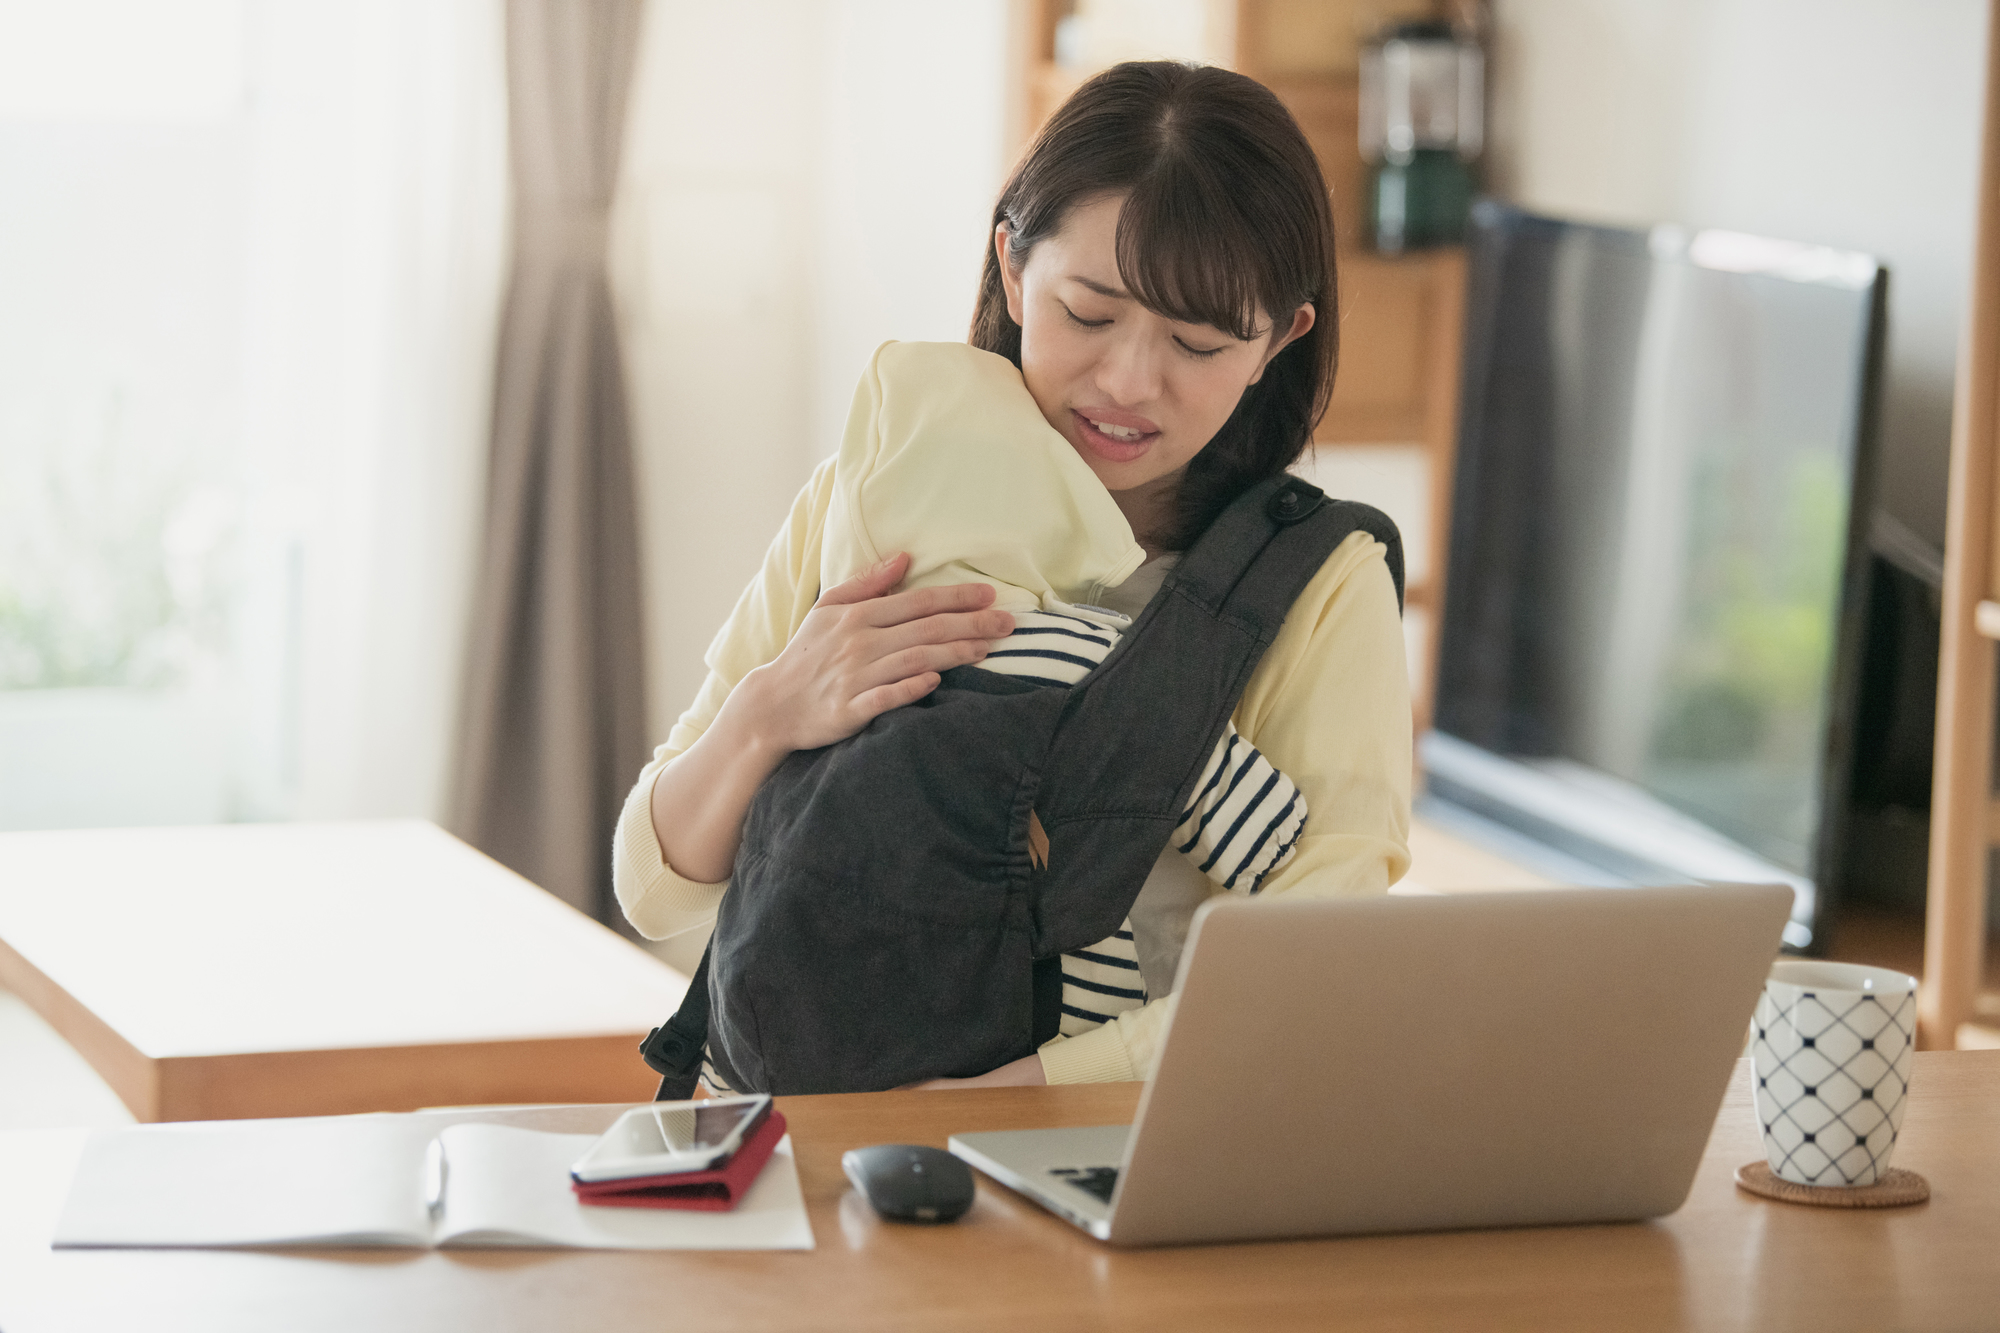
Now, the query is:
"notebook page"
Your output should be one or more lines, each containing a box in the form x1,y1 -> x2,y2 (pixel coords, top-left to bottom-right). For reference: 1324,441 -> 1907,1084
53,1116 -> 438,1248
435,1124 -> 814,1250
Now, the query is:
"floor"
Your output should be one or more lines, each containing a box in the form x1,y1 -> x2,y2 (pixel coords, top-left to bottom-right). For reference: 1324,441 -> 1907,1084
3,821 -> 1991,1133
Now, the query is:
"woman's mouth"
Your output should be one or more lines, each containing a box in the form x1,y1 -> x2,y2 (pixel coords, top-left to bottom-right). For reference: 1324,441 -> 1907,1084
1072,410 -> 1159,464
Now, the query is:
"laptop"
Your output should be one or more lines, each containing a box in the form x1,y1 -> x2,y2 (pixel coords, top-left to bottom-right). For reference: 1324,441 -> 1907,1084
948,883 -> 1791,1246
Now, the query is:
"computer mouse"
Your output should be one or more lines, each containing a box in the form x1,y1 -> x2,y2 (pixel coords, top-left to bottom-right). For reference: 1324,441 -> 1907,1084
841,1143 -> 976,1223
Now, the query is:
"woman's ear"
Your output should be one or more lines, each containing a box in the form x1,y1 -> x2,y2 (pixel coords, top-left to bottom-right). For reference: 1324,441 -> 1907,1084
1247,303 -> 1316,385
995,224 -> 1026,326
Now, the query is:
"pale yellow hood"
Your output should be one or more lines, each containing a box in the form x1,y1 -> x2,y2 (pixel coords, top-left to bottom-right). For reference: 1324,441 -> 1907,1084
823,341 -> 1146,614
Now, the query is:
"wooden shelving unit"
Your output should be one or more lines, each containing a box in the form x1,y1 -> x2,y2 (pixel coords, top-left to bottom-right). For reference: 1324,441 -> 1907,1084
1007,0 -> 1471,724
1920,0 -> 2000,1051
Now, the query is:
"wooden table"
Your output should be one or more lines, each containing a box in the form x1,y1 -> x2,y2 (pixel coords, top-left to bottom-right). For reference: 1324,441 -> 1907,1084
0,821 -> 688,1120
1,1051 -> 1995,1332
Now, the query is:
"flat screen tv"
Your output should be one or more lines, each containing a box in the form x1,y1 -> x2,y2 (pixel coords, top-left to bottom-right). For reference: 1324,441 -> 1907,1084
1428,201 -> 1887,951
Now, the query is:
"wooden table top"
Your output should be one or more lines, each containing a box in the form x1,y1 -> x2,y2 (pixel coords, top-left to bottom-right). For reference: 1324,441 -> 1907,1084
2,1051 -> 1995,1333
0,821 -> 688,1119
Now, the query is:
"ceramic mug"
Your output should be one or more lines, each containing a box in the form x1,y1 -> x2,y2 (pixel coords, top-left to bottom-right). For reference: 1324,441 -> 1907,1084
1750,959 -> 1918,1187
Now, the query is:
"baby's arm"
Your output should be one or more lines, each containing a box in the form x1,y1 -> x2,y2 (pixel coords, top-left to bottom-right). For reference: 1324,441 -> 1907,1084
1172,724 -> 1306,893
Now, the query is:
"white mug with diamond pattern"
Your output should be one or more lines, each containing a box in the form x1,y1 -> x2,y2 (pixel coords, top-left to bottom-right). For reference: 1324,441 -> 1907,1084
1751,960 -> 1917,1187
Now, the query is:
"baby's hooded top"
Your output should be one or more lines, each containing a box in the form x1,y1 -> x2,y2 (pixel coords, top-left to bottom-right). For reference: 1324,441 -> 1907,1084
820,340 -> 1306,900
823,340 -> 1145,618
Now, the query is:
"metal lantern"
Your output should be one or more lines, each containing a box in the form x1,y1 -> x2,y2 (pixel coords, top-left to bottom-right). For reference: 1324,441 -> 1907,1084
1359,20 -> 1484,253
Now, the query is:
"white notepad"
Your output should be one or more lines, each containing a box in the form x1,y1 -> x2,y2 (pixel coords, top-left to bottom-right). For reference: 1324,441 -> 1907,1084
52,1114 -> 814,1251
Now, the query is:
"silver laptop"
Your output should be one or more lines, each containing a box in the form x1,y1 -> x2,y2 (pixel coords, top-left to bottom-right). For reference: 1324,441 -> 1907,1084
949,883 -> 1791,1247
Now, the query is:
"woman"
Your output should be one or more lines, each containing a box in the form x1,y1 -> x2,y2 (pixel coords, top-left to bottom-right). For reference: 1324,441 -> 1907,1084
613,61 -> 1411,1089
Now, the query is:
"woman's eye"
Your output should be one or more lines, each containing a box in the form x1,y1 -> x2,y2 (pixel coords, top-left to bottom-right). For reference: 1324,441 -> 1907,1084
1175,337 -> 1226,360
1060,302 -> 1112,329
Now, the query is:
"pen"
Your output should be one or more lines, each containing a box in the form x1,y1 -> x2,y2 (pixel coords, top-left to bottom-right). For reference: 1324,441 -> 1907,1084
424,1138 -> 447,1219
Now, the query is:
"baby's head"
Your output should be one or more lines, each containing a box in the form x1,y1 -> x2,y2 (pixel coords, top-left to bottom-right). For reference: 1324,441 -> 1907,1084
824,342 -> 1144,615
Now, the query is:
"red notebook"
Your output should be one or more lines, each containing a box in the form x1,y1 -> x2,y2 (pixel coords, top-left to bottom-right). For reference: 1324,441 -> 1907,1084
570,1109 -> 787,1212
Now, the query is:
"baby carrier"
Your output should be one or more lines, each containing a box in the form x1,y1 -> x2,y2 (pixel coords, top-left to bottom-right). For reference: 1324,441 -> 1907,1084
640,475 -> 1404,1096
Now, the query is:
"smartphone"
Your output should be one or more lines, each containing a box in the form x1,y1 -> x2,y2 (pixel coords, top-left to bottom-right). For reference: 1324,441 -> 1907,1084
569,1094 -> 773,1183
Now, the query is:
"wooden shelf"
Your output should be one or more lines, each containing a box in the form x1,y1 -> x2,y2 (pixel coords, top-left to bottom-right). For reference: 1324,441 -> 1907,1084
1320,247 -> 1464,447
1921,0 -> 2000,1048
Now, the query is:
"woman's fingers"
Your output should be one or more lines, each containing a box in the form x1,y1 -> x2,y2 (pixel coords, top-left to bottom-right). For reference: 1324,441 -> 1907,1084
870,606 -> 1015,653
856,579 -> 1002,628
817,559 -> 1013,642
849,671 -> 942,721
816,552 -> 911,608
762,560 -> 1024,748
862,639 -> 991,692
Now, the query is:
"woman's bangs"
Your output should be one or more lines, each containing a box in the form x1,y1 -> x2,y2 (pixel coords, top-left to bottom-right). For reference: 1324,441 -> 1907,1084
1114,172 -> 1277,344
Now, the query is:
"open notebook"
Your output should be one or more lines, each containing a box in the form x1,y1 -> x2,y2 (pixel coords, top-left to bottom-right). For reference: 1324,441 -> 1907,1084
53,1113 -> 814,1251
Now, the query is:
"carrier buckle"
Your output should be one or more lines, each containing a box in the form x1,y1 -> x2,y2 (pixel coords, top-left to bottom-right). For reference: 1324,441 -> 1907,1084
639,1024 -> 701,1077
1266,481 -> 1324,526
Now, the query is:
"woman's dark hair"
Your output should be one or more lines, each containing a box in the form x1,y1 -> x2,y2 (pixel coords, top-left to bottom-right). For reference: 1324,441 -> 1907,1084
969,60 -> 1338,551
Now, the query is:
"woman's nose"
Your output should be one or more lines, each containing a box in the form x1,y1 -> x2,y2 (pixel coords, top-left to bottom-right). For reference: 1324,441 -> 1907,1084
1093,330 -> 1165,407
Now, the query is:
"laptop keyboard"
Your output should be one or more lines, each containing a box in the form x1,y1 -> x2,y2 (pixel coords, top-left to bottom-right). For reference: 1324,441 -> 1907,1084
1049,1165 -> 1119,1203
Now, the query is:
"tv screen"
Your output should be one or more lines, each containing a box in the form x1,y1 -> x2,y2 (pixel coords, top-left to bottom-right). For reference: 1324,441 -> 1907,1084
1429,201 -> 1886,951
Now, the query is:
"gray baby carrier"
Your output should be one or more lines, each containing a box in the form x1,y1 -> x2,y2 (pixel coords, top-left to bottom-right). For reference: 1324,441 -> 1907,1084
640,475 -> 1403,1096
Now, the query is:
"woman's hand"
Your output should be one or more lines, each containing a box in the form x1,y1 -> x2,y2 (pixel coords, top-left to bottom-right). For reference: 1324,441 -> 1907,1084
906,1053 -> 1048,1091
733,553 -> 1015,755
649,553 -> 1013,884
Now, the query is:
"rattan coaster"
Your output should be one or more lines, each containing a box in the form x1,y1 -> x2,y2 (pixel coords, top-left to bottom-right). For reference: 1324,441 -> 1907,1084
1735,1161 -> 1930,1208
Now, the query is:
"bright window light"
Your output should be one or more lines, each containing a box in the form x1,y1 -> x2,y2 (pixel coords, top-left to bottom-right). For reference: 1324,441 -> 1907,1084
0,0 -> 245,123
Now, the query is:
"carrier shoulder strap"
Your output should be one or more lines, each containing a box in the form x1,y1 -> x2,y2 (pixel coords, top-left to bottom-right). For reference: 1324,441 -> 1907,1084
1136,476 -> 1404,645
1025,477 -> 1404,956
1056,476 -> 1403,755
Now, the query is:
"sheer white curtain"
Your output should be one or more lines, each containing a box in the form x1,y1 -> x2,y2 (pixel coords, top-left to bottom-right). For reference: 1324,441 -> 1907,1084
0,0 -> 507,830
242,2 -> 508,822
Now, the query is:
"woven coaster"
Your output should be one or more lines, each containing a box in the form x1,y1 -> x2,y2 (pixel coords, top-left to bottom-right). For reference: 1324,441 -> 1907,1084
1735,1161 -> 1930,1208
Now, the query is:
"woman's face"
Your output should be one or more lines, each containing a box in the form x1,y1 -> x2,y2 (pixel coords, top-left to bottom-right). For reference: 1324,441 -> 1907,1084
996,193 -> 1314,527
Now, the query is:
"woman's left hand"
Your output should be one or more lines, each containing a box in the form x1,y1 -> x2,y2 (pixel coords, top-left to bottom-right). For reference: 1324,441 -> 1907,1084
907,1054 -> 1047,1091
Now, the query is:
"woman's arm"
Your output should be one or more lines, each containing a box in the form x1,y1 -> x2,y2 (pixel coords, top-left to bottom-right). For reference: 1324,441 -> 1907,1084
1232,531 -> 1413,902
615,462 -> 1011,937
650,553 -> 1013,882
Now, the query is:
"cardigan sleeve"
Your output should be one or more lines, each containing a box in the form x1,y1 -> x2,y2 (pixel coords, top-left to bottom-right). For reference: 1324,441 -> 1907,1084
612,457 -> 838,940
1037,528 -> 1412,1085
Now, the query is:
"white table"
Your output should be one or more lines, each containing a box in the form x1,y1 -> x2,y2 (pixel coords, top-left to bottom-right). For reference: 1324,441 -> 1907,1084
0,821 -> 688,1120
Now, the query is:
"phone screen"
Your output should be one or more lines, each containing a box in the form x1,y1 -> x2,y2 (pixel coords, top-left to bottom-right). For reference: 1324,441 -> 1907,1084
583,1097 -> 762,1167
573,1095 -> 773,1180
624,1100 -> 761,1157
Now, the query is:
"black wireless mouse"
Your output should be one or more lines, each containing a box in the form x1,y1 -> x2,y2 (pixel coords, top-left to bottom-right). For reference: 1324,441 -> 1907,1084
841,1143 -> 976,1223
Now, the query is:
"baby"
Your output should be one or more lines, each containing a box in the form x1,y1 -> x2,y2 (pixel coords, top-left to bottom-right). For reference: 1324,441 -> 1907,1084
823,340 -> 1308,1035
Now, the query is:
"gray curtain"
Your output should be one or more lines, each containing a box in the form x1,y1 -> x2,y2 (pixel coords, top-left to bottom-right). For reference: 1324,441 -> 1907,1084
451,0 -> 649,925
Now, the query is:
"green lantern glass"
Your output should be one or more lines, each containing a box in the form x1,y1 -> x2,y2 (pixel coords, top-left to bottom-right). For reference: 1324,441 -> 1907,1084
1370,149 -> 1477,254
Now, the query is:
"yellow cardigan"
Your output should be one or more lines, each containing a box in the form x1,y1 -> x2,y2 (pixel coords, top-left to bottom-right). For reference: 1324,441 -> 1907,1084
612,457 -> 1413,1085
